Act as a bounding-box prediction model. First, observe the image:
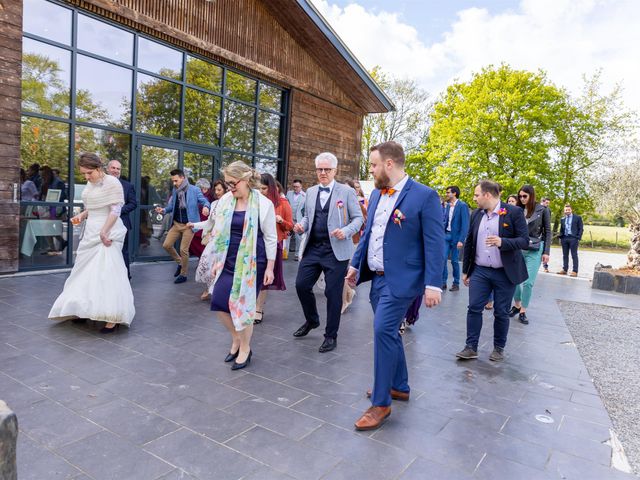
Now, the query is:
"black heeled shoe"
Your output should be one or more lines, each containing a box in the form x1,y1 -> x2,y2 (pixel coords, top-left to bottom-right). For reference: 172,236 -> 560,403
72,318 -> 87,324
224,349 -> 240,363
231,350 -> 252,370
99,324 -> 120,334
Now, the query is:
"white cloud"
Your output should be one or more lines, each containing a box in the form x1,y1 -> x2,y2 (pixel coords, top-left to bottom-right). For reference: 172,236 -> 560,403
311,0 -> 640,111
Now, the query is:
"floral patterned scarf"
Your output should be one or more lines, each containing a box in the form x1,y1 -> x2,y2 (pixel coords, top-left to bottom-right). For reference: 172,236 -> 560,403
210,190 -> 260,331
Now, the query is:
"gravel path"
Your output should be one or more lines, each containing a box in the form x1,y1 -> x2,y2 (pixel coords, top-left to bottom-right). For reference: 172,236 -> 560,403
558,300 -> 640,474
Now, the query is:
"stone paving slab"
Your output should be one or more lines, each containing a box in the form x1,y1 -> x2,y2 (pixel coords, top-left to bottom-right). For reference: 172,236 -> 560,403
0,259 -> 638,479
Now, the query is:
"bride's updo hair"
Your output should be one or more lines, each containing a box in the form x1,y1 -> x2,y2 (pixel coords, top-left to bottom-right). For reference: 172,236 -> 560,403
221,161 -> 261,188
78,152 -> 104,170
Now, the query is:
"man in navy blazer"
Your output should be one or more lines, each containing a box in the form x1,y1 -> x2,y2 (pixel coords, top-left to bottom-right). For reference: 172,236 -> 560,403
442,185 -> 470,291
156,169 -> 210,283
346,141 -> 444,431
108,160 -> 137,279
558,204 -> 583,276
456,180 -> 529,362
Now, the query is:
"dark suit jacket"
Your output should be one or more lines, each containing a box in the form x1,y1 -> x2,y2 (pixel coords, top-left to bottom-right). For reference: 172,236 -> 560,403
559,214 -> 583,241
119,178 -> 137,230
352,178 -> 445,298
462,202 -> 529,285
443,199 -> 470,244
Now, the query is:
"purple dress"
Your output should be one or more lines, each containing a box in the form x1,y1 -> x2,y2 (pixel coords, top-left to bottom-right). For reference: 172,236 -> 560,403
265,241 -> 285,291
211,211 -> 267,313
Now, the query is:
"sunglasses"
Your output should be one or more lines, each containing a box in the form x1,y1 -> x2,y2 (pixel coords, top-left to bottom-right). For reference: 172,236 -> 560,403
316,168 -> 333,173
519,194 -> 529,198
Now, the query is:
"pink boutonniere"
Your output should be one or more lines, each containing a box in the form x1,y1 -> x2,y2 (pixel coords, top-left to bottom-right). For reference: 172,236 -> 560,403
393,209 -> 406,228
498,208 -> 507,216
336,200 -> 346,227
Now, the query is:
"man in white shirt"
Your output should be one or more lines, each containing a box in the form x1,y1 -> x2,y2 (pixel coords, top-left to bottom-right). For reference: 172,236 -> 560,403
346,141 -> 445,431
286,179 -> 305,260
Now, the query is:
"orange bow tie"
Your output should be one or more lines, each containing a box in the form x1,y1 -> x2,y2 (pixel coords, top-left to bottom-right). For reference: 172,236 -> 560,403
381,188 -> 396,196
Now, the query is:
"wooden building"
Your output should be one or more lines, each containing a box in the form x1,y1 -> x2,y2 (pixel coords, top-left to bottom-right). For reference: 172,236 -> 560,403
0,0 -> 392,273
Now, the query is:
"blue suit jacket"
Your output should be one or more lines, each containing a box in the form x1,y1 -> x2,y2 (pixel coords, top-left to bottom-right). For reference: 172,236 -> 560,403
118,178 -> 137,230
559,214 -> 583,241
443,200 -> 470,244
351,178 -> 445,299
462,202 -> 529,285
164,184 -> 210,224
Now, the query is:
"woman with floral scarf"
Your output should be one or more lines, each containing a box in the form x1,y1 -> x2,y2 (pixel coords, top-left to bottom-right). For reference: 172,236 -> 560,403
208,162 -> 277,370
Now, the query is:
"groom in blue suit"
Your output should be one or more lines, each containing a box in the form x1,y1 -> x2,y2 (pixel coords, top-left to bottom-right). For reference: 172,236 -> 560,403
346,141 -> 445,431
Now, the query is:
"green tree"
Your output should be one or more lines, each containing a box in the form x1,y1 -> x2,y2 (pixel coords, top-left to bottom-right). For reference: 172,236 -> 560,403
547,72 -> 635,229
593,156 -> 640,270
406,65 -> 565,203
360,66 -> 431,179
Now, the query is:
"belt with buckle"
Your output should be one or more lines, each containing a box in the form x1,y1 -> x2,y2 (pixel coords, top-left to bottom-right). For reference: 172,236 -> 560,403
375,271 -> 384,276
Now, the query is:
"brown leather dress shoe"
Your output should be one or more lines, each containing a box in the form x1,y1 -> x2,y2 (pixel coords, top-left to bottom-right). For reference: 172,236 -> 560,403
366,389 -> 410,401
570,272 -> 578,277
354,406 -> 391,431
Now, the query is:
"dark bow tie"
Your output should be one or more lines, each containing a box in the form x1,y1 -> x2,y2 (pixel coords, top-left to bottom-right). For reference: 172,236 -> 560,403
319,186 -> 330,193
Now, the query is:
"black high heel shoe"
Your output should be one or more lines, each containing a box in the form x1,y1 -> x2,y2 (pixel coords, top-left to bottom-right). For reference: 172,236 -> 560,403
99,324 -> 120,334
224,349 -> 240,363
231,350 -> 252,370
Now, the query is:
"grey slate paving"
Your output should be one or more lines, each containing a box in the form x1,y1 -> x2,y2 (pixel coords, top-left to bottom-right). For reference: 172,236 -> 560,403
1,260 -> 638,479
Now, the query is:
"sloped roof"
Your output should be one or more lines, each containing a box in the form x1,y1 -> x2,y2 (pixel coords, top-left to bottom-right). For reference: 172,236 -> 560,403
261,0 -> 394,113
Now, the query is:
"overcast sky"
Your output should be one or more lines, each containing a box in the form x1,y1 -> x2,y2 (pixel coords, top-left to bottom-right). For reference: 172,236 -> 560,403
310,0 -> 640,112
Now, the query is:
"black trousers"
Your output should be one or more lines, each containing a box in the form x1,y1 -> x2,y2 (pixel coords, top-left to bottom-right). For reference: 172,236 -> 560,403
561,237 -> 579,273
122,230 -> 131,277
295,242 -> 349,339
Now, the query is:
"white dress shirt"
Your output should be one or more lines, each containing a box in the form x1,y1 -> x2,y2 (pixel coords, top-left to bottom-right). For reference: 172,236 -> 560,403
446,199 -> 458,232
318,180 -> 335,208
367,175 -> 409,271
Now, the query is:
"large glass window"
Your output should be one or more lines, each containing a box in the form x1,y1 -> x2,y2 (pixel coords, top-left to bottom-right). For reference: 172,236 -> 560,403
74,126 -> 131,180
22,38 -> 71,117
137,37 -> 182,80
75,54 -> 132,127
136,74 -> 181,139
184,88 -> 221,145
77,13 -> 133,64
23,0 -> 72,45
259,84 -> 283,112
186,56 -> 222,92
257,111 -> 281,157
223,101 -> 255,152
20,3 -> 288,270
226,71 -> 256,103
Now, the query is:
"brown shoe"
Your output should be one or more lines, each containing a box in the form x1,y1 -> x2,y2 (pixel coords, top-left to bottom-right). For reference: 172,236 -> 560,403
570,272 -> 578,277
366,389 -> 410,401
557,270 -> 567,275
544,268 -> 549,273
449,284 -> 460,292
354,406 -> 391,431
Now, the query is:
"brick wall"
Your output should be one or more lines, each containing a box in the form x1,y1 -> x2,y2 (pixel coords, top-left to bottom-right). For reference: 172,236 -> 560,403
0,0 -> 22,273
286,89 -> 363,191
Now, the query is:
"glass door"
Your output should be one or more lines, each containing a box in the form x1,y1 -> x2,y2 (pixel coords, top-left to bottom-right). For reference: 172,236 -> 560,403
134,141 -> 180,260
131,139 -> 220,262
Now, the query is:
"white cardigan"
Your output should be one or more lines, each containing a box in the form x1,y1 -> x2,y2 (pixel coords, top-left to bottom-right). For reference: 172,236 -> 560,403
193,193 -> 277,261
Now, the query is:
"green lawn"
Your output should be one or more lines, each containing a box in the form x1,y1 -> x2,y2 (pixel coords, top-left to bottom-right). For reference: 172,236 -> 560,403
581,225 -> 631,249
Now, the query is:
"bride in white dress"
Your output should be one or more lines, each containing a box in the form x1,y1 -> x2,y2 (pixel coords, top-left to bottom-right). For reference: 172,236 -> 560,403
49,153 -> 135,332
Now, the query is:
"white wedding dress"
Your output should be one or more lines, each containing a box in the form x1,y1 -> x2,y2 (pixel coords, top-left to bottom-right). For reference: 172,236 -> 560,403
49,175 -> 135,326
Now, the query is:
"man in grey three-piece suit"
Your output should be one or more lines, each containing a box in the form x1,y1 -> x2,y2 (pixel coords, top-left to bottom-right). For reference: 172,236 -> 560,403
292,152 -> 364,352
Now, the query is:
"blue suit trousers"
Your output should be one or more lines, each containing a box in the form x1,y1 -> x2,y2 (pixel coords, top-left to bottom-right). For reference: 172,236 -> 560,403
442,233 -> 461,285
465,266 -> 516,350
369,274 -> 414,407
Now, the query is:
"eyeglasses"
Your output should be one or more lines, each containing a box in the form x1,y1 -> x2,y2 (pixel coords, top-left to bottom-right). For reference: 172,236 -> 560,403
316,168 -> 334,173
225,179 -> 243,189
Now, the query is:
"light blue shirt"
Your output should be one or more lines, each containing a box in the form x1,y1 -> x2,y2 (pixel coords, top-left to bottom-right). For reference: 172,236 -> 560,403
565,215 -> 573,235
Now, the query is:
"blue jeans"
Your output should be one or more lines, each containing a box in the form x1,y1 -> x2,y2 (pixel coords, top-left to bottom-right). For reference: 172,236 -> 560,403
369,275 -> 414,407
442,233 -> 460,285
465,266 -> 517,350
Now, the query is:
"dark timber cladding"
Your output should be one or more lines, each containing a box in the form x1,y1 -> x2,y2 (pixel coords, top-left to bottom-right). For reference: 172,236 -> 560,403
0,0 -> 22,273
